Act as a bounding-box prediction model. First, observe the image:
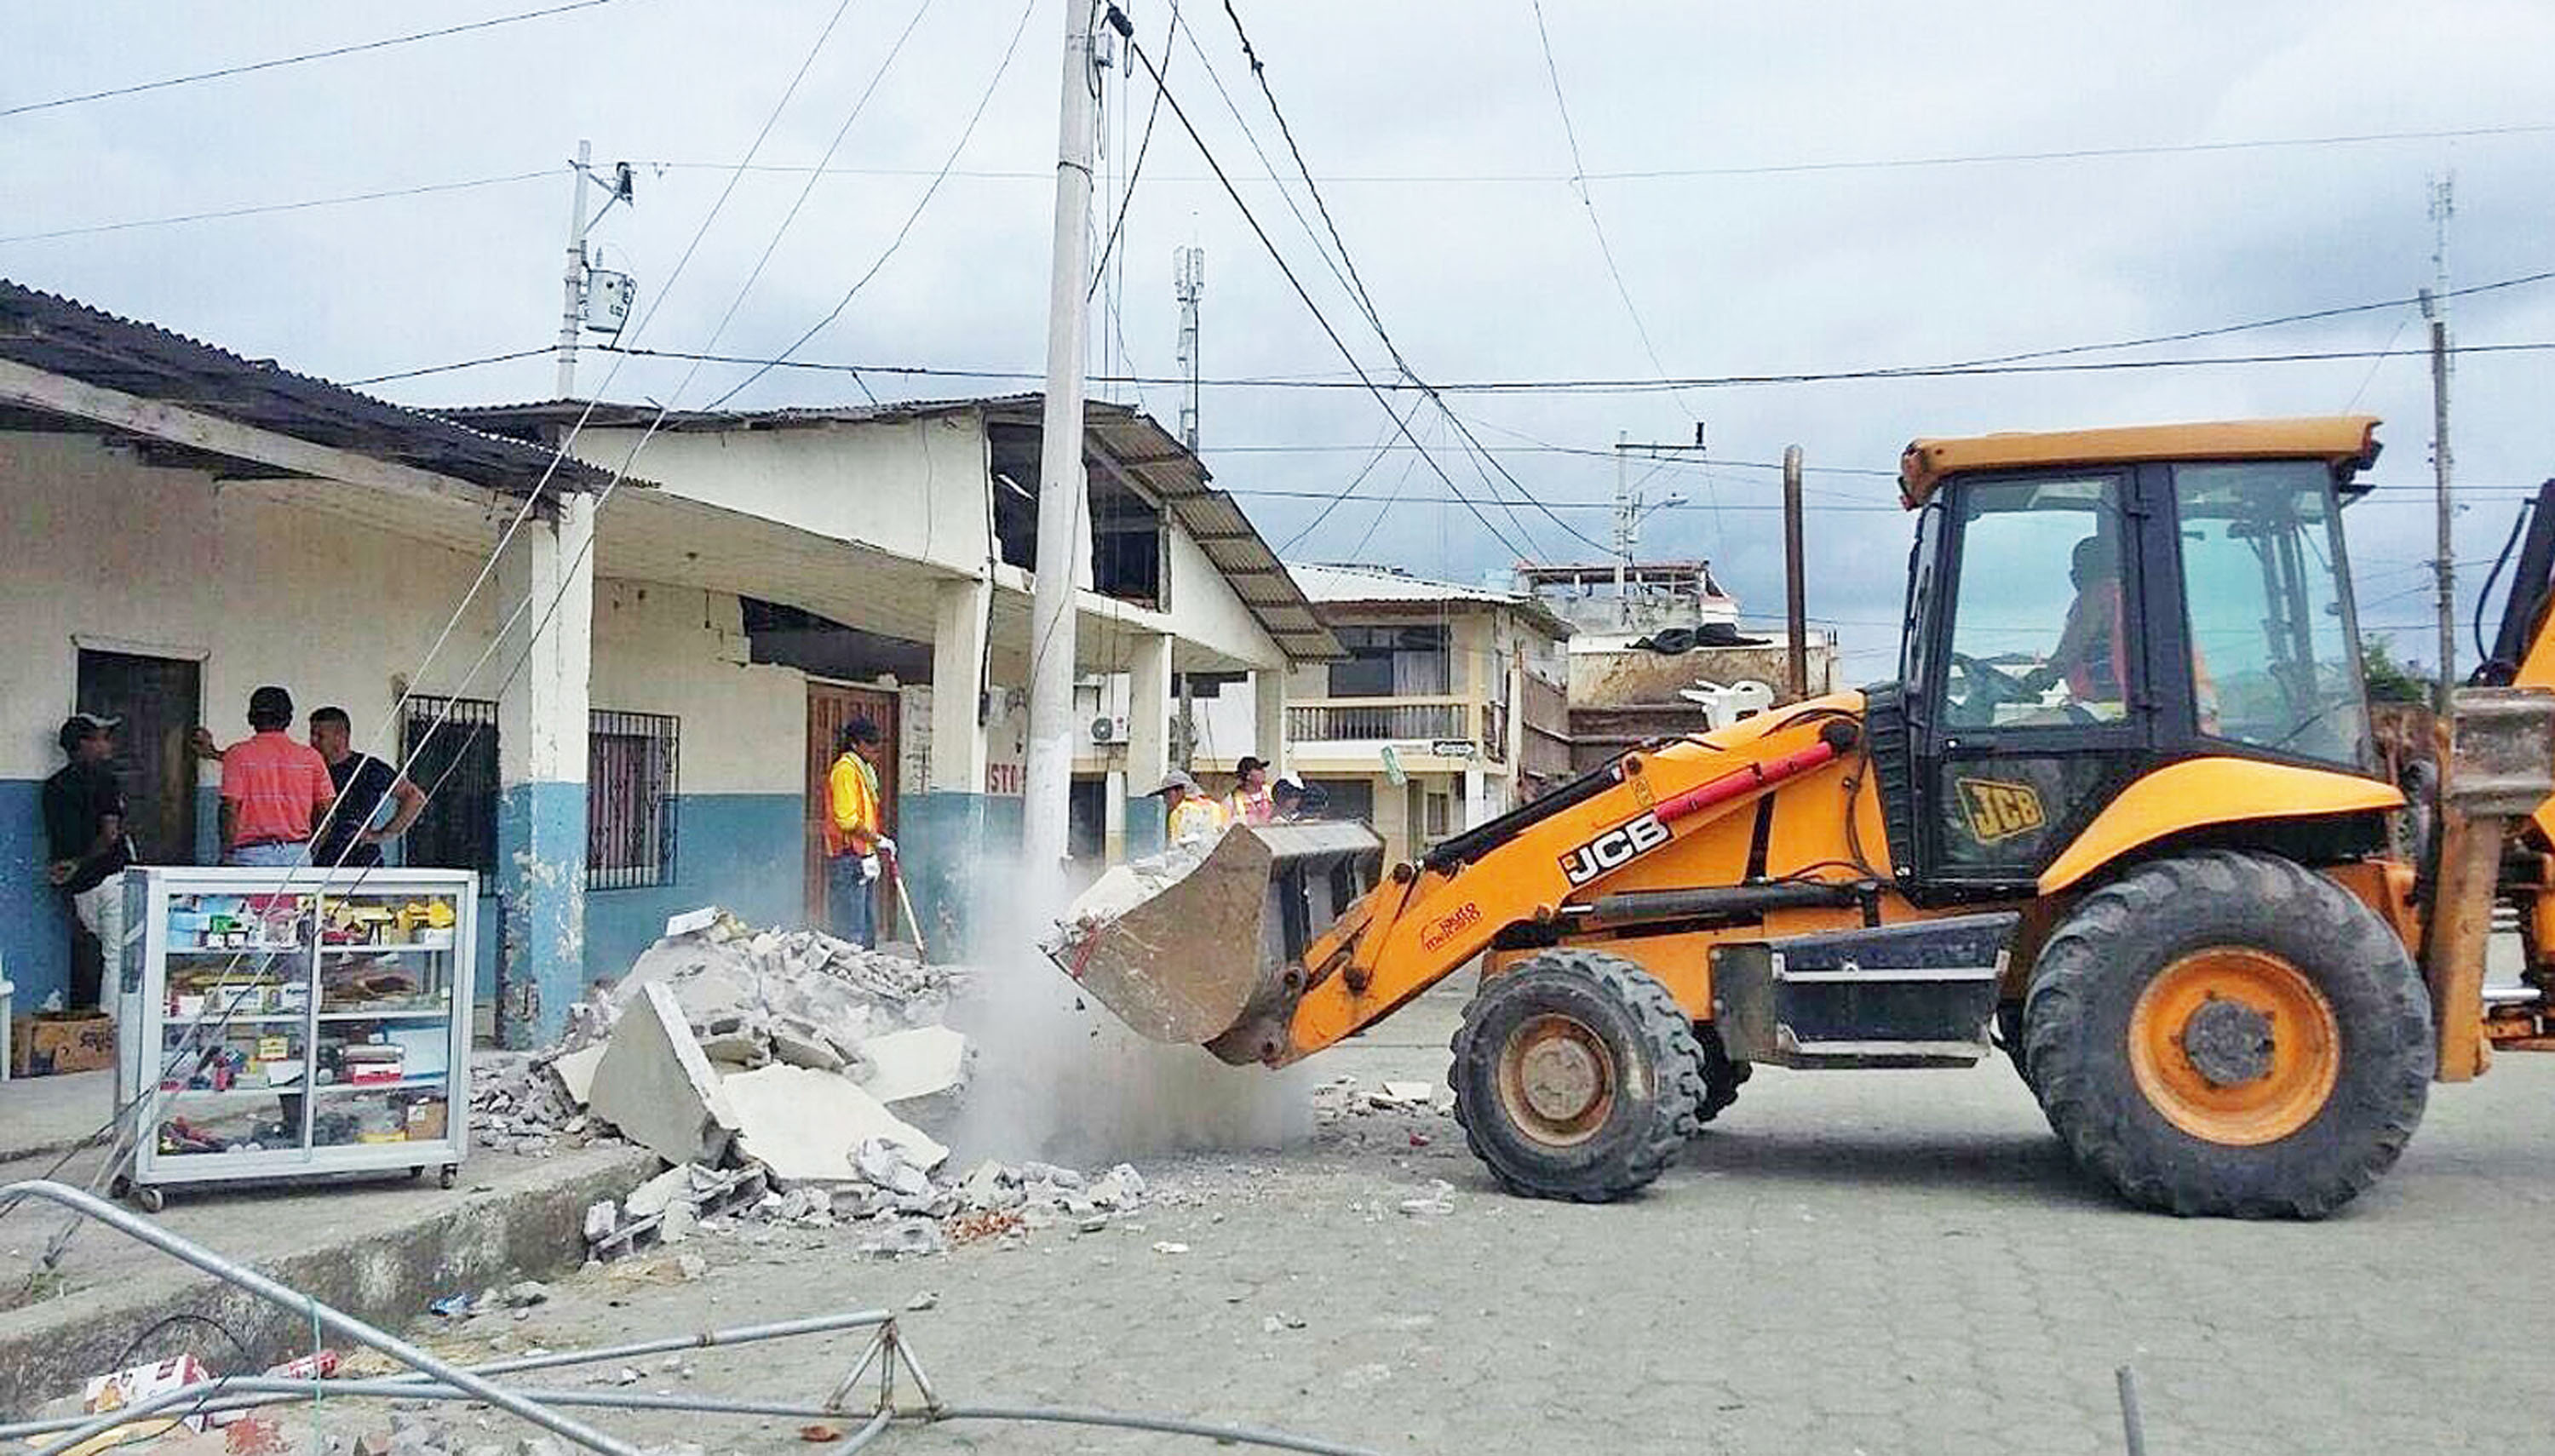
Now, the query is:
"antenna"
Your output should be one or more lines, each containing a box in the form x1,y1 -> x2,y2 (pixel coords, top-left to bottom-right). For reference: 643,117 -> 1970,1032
1173,244 -> 1204,451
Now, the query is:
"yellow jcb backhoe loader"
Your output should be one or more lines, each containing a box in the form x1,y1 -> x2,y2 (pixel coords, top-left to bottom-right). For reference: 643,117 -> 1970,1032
1059,417 -> 2555,1218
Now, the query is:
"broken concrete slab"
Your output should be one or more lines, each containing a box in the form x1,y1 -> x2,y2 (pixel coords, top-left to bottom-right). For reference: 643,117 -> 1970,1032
547,1046 -> 605,1108
854,1025 -> 967,1105
588,982 -> 739,1167
1370,1080 -> 1436,1109
720,1063 -> 947,1184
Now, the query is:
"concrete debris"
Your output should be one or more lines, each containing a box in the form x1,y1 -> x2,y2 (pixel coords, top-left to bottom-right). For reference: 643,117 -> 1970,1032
854,1025 -> 969,1105
722,1063 -> 948,1183
855,1218 -> 944,1258
1089,1163 -> 1145,1210
498,1281 -> 549,1308
1043,840 -> 1217,966
582,1201 -> 616,1242
1151,1241 -> 1191,1255
1397,1179 -> 1456,1217
675,1253 -> 709,1281
588,983 -> 741,1167
548,1045 -> 606,1106
1370,1081 -> 1436,1109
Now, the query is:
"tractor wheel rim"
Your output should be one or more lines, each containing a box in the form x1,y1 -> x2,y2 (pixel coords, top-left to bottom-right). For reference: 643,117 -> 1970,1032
1498,1013 -> 1616,1147
2128,947 -> 2340,1147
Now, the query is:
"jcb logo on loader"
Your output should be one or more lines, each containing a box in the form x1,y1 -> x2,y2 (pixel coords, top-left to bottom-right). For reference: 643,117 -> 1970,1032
1956,777 -> 2046,844
1560,812 -> 1672,886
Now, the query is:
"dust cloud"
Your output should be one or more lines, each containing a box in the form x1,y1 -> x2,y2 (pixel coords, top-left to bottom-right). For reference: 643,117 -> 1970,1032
947,850 -> 1309,1167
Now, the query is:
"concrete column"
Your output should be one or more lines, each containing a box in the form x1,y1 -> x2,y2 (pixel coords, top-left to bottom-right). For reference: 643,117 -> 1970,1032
495,491 -> 594,1047
1254,667 -> 1289,772
1123,630 -> 1173,857
899,576 -> 996,959
928,577 -> 992,792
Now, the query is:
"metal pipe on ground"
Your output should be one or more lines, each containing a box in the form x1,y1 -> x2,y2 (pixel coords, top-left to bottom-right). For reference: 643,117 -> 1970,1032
0,1310 -> 897,1442
0,1181 -> 640,1456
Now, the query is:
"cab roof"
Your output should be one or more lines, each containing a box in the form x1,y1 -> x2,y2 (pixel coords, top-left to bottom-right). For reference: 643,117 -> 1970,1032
1898,416 -> 2381,507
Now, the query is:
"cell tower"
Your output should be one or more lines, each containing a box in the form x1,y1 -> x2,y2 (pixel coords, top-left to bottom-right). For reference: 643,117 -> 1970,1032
1173,245 -> 1204,451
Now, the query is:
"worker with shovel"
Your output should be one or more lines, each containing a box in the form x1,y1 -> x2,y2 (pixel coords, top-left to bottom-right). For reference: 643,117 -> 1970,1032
824,719 -> 893,949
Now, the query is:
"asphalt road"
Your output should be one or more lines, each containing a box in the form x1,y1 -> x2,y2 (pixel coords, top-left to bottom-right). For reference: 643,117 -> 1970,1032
420,984 -> 2555,1456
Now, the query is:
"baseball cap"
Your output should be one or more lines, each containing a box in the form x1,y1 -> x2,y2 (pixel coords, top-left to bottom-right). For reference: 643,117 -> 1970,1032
58,712 -> 120,752
1150,771 -> 1203,796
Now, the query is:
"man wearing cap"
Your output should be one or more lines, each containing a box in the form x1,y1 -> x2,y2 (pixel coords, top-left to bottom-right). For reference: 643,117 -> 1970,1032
1151,770 -> 1230,845
43,713 -> 131,1009
210,686 -> 336,867
824,719 -> 893,949
1225,755 -> 1276,827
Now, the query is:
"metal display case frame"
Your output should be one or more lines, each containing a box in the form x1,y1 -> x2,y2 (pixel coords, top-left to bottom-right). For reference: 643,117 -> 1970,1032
116,867 -> 474,1208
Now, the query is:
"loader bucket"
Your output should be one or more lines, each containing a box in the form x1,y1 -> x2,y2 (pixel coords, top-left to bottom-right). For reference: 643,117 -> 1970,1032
1049,821 -> 1385,1057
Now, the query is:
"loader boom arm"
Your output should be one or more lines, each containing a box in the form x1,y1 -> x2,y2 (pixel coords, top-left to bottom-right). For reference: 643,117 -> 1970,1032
1260,706 -> 1868,1066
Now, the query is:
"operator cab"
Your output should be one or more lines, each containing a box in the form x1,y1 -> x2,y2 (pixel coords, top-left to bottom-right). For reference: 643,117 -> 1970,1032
1881,417 -> 2385,899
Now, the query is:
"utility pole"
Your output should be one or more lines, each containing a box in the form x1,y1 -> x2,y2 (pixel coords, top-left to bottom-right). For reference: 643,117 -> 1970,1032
557,140 -> 593,398
1174,245 -> 1204,452
2426,173 -> 2456,714
1783,444 -> 1808,700
1609,426 -> 1701,631
1173,244 -> 1203,768
1024,0 -> 1113,871
1612,430 -> 1631,626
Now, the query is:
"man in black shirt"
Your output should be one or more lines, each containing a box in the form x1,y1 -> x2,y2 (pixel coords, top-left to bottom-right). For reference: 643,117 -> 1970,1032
307,706 -> 425,869
43,713 -> 131,1009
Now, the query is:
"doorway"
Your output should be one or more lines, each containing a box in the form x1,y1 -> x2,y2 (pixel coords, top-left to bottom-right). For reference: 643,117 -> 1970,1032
804,681 -> 899,930
76,649 -> 202,864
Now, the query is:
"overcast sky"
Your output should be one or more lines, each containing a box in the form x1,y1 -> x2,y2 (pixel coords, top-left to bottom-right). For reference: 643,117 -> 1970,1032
9,0 -> 2554,679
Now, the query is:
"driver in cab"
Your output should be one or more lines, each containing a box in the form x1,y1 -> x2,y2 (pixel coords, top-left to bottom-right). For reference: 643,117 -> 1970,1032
2021,535 -> 2127,719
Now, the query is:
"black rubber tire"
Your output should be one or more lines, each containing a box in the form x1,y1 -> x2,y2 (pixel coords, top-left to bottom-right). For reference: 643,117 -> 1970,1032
2025,851 -> 2433,1219
1450,949 -> 1705,1201
1691,1024 -> 1750,1122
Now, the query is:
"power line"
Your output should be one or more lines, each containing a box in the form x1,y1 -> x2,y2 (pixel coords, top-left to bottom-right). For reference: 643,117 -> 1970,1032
1232,484 -> 1902,515
698,0 -> 1037,412
345,347 -> 554,387
0,170 -> 551,244
597,336 -> 2555,395
634,118 -> 2555,186
1089,0 -> 1186,297
1214,0 -> 1603,560
1120,26 -> 1536,563
3,1 -> 623,118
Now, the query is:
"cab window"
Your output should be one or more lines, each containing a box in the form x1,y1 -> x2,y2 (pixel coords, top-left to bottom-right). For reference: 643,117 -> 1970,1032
1941,476 -> 2131,730
2173,461 -> 2369,768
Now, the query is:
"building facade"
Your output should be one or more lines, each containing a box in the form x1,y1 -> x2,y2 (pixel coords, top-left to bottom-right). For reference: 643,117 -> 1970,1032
0,282 -> 1326,1040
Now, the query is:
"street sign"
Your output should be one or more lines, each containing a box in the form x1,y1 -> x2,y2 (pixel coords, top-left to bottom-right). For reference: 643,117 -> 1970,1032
1429,739 -> 1480,760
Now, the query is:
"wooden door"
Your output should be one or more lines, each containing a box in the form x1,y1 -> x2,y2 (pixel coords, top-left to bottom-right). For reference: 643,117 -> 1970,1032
804,682 -> 899,927
76,649 -> 201,864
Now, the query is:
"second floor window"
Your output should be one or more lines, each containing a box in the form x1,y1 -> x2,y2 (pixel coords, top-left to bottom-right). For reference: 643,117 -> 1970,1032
1328,625 -> 1450,698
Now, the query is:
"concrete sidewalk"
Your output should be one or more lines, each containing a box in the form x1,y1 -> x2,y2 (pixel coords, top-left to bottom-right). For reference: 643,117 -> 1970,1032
0,1138 -> 653,1412
0,1069 -> 116,1165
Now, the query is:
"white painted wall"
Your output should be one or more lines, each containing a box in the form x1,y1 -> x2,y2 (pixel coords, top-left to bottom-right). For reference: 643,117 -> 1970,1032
589,579 -> 804,796
2,432 -> 802,800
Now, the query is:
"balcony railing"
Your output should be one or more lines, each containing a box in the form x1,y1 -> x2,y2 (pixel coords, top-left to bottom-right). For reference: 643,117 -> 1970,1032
1288,696 -> 1468,743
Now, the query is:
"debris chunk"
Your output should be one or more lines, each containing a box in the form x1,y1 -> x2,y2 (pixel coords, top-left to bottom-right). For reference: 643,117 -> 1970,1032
722,1063 -> 946,1182
588,983 -> 739,1167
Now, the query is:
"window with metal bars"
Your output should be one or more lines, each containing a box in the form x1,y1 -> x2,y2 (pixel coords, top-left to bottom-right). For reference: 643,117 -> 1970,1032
401,696 -> 499,877
589,708 -> 679,889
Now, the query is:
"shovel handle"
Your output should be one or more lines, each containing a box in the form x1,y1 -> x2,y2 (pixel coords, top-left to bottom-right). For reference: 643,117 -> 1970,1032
888,858 -> 929,963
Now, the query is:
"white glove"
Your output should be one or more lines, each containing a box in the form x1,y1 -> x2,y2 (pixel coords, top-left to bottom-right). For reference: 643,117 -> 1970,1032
874,835 -> 897,857
858,854 -> 881,883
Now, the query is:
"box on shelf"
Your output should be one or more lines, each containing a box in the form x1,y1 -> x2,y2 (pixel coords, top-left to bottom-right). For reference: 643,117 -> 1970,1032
12,1012 -> 114,1077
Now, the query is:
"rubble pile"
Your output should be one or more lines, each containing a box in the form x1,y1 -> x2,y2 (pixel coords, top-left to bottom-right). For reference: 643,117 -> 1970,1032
465,909 -> 967,1160
1042,837 -> 1215,966
581,1146 -> 1154,1261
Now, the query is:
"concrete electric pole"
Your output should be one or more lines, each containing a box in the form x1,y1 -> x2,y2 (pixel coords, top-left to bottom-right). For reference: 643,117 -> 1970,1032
557,140 -> 593,398
2426,173 -> 2456,714
1783,444 -> 1808,700
1023,0 -> 1114,871
1609,427 -> 1699,630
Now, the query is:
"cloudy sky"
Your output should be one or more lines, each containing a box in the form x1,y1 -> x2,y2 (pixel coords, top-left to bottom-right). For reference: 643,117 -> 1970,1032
9,0 -> 2554,679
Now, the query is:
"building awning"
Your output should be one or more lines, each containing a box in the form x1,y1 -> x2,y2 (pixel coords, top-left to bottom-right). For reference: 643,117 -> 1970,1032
451,393 -> 1343,662
0,279 -> 609,496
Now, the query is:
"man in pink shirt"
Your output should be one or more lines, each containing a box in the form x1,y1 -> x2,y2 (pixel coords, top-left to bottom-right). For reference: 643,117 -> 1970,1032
210,685 -> 336,867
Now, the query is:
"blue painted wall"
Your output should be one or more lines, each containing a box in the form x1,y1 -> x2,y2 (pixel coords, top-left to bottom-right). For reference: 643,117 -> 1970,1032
1,779 -> 71,1008
581,792 -> 801,986
494,780 -> 587,1046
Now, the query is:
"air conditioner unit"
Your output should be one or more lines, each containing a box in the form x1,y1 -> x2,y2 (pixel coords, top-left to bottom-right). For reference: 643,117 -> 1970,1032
1088,715 -> 1129,745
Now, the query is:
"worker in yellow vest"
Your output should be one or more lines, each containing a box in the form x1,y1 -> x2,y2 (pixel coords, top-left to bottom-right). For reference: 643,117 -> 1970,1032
824,719 -> 892,948
1151,770 -> 1230,845
1225,755 -> 1276,826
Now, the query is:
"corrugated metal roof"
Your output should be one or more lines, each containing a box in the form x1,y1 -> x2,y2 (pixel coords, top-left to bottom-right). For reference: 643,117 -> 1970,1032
0,279 -> 609,495
1287,561 -> 1574,640
456,393 -> 1342,662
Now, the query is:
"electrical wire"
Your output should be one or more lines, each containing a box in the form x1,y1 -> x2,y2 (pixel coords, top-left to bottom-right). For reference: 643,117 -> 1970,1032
1120,27 -> 1537,563
2,1 -> 624,118
698,0 -> 1039,412
344,347 -> 556,387
0,171 -> 553,245
1525,0 -> 1697,416
1089,0 -> 1185,297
